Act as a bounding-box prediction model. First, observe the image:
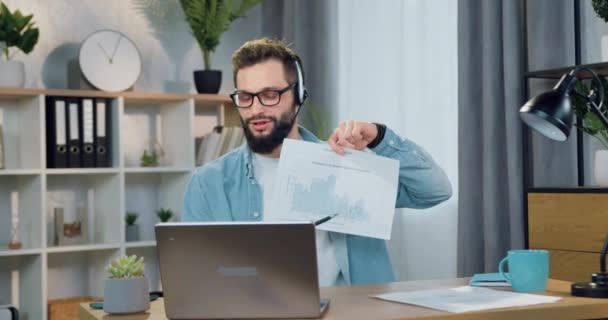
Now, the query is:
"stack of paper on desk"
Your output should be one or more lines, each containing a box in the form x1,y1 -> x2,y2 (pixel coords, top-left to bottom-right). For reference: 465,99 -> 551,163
375,286 -> 561,313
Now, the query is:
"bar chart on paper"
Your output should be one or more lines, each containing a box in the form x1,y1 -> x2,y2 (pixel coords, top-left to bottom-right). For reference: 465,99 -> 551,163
268,139 -> 399,240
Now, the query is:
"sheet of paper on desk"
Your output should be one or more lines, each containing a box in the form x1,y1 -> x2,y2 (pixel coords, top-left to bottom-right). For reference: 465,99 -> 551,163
266,139 -> 399,240
374,286 -> 561,313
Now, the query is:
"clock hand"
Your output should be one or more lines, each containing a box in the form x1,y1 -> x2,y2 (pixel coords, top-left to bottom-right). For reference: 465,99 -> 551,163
97,42 -> 112,63
109,35 -> 123,64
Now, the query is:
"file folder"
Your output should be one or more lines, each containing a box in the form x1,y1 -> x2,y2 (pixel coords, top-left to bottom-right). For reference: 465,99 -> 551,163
81,98 -> 95,167
95,99 -> 110,167
67,98 -> 82,168
46,97 -> 68,168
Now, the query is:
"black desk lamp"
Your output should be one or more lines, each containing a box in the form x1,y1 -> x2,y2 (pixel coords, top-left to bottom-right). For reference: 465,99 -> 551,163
519,66 -> 608,298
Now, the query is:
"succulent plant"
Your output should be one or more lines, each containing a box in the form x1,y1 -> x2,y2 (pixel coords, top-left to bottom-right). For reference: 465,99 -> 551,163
106,255 -> 145,279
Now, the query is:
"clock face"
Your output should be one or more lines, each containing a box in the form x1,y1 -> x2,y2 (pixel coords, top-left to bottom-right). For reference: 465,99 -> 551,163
79,30 -> 142,92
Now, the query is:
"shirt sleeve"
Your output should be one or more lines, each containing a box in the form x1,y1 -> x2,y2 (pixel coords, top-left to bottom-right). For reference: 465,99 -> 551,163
370,127 -> 452,209
182,172 -> 214,222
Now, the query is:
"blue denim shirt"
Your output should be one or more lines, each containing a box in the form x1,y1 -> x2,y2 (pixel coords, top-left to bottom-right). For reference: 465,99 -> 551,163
182,126 -> 452,285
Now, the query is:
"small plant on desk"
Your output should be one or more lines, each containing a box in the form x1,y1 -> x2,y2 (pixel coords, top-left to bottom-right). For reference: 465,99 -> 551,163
104,255 -> 149,314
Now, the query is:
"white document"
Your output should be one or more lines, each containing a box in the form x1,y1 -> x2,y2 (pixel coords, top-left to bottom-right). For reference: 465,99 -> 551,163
375,286 -> 561,313
267,139 -> 399,240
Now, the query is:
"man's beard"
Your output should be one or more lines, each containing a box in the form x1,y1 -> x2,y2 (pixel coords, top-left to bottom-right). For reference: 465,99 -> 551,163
241,107 -> 297,154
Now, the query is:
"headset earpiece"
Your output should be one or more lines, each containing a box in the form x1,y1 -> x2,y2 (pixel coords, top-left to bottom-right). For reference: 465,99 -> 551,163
294,59 -> 308,106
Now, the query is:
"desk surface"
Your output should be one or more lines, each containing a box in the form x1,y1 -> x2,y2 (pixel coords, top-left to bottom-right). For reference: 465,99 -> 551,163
79,278 -> 608,320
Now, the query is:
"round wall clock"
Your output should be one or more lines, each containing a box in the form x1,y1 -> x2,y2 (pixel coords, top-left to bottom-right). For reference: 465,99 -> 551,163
79,29 -> 142,92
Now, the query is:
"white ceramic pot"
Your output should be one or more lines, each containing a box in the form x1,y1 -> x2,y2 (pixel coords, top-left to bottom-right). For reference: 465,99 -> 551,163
103,277 -> 150,314
0,60 -> 25,87
595,150 -> 608,186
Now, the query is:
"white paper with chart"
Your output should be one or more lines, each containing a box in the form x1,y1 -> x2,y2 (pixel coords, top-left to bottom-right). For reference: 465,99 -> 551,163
267,139 -> 399,240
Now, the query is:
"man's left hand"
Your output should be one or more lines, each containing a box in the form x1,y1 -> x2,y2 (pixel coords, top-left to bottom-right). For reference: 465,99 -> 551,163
328,121 -> 378,155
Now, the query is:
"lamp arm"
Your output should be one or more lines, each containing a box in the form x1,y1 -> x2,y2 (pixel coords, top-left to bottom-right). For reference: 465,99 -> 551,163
572,66 -> 605,109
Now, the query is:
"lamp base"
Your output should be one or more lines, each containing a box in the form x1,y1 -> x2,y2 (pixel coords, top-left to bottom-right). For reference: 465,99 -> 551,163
572,272 -> 608,298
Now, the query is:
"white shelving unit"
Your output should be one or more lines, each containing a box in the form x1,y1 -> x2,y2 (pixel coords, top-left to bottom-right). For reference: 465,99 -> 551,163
0,88 -> 237,320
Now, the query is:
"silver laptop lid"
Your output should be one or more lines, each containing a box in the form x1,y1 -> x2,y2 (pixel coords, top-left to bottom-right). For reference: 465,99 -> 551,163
155,221 -> 321,319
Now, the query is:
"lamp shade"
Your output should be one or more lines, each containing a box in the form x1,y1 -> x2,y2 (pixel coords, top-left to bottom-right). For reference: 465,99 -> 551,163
519,89 -> 573,141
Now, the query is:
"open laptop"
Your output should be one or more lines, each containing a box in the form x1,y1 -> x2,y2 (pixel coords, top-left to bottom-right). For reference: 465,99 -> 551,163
155,221 -> 330,319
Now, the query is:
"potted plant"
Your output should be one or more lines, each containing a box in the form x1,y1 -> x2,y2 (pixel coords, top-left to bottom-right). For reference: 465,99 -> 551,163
571,79 -> 608,185
125,212 -> 139,242
180,0 -> 260,93
157,207 -> 174,223
103,255 -> 150,314
0,3 -> 39,87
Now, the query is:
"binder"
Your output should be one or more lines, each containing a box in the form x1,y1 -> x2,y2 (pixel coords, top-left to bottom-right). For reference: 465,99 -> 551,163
95,98 -> 110,167
81,98 -> 95,167
67,98 -> 82,167
46,97 -> 68,168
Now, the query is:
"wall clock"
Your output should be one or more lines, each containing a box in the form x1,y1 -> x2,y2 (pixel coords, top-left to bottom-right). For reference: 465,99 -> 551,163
79,30 -> 142,92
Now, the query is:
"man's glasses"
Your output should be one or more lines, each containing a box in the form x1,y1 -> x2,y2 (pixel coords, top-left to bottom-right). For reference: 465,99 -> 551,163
230,83 -> 295,108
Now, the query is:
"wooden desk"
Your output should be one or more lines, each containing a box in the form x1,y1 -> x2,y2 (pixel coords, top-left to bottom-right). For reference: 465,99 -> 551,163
79,278 -> 608,320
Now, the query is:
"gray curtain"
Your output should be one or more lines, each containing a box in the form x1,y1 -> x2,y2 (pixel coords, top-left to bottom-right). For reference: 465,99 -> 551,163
457,0 -> 526,276
261,0 -> 340,136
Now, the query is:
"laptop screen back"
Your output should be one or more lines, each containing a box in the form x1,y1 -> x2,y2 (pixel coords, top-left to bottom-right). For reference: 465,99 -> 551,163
155,222 -> 321,319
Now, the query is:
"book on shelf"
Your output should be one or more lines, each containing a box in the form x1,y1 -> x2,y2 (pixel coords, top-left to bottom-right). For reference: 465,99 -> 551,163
195,126 -> 245,166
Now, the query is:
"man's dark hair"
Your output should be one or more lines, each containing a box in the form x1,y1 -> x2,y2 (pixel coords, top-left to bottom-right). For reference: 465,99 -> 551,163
232,38 -> 304,87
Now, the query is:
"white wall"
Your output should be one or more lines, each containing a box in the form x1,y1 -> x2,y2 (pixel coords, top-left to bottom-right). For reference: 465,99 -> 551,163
1,0 -> 263,94
336,0 -> 459,280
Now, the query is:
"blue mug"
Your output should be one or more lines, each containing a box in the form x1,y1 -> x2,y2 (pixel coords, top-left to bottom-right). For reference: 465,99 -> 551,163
498,249 -> 549,293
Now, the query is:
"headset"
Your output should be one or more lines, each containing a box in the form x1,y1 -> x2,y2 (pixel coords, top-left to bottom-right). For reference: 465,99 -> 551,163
293,58 -> 309,106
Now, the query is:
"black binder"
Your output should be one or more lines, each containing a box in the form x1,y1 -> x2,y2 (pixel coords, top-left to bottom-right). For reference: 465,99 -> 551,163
94,98 -> 111,167
46,97 -> 68,168
66,98 -> 82,168
81,98 -> 96,167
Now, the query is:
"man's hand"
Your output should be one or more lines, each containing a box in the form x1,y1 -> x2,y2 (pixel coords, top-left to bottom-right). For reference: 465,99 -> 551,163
328,121 -> 378,155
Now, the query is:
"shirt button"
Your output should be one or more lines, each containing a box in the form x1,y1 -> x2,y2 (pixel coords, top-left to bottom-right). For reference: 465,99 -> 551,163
389,140 -> 395,146
253,212 -> 260,218
250,180 -> 256,184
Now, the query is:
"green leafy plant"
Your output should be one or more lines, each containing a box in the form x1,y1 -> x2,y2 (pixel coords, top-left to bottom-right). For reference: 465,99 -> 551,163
125,212 -> 138,226
593,0 -> 608,23
0,3 -> 39,60
301,100 -> 331,141
157,207 -> 174,222
571,78 -> 608,148
180,0 -> 260,70
106,255 -> 145,278
140,150 -> 159,167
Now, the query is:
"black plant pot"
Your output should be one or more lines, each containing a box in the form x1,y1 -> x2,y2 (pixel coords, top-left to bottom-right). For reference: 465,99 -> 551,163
194,70 -> 222,94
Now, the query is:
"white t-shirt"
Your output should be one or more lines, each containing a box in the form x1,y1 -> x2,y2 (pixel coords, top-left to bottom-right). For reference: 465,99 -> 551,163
253,153 -> 341,287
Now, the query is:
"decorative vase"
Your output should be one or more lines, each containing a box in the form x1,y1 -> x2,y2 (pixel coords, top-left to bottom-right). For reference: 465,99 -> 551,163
193,70 -> 222,94
103,277 -> 150,314
0,61 -> 25,87
595,150 -> 608,186
126,225 -> 139,242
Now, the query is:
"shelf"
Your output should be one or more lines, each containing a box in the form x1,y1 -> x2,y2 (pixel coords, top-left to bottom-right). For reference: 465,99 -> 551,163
0,248 -> 42,257
0,169 -> 41,175
45,168 -> 120,175
125,240 -> 157,248
47,249 -> 119,300
46,243 -> 121,253
124,166 -> 193,174
125,172 -> 188,242
526,62 -> 608,79
0,254 -> 43,319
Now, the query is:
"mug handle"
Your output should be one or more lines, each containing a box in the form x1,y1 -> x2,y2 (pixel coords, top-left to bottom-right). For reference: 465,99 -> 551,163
498,256 -> 512,283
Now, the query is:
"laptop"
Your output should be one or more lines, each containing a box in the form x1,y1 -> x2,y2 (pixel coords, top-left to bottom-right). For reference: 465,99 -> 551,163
155,221 -> 330,319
